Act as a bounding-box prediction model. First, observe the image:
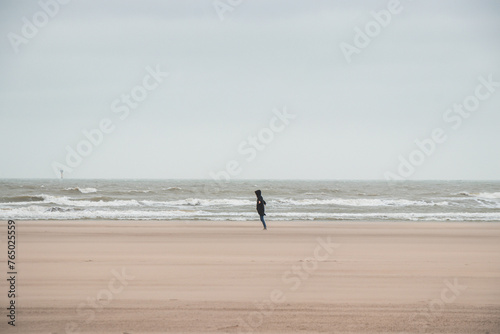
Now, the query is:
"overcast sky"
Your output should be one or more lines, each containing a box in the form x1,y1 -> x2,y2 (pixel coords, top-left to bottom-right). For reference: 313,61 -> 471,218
1,0 -> 499,180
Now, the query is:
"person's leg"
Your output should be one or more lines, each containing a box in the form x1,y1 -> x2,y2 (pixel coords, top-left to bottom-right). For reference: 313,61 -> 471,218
260,215 -> 267,229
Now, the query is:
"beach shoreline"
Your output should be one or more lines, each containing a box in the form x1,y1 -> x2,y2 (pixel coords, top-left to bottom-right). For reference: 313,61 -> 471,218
2,179 -> 499,222
2,220 -> 499,333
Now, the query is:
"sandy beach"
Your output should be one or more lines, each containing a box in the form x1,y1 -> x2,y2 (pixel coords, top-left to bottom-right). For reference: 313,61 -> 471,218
2,220 -> 500,333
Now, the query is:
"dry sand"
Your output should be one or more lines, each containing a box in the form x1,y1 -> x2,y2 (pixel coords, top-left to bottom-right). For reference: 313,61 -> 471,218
1,220 -> 500,333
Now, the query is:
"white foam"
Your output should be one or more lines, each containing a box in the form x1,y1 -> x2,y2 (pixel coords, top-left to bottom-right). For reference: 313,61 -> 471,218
456,192 -> 500,199
0,195 -> 453,209
476,192 -> 500,199
65,187 -> 98,194
79,187 -> 97,194
141,198 -> 254,207
1,206 -> 499,221
269,212 -> 500,221
40,194 -> 140,207
272,198 -> 449,207
0,206 -> 211,220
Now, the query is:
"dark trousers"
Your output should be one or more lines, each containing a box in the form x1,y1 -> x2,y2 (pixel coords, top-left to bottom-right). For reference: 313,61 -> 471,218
259,215 -> 267,229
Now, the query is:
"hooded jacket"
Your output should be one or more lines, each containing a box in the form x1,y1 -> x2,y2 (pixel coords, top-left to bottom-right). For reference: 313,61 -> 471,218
255,190 -> 266,216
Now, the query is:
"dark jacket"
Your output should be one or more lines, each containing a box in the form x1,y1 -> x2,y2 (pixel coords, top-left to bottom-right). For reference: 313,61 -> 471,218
255,190 -> 266,216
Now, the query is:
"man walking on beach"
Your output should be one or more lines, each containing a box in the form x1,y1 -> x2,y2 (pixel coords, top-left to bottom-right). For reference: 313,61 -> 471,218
255,190 -> 267,230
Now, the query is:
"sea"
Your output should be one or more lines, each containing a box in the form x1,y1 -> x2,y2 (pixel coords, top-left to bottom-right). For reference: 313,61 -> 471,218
0,179 -> 499,221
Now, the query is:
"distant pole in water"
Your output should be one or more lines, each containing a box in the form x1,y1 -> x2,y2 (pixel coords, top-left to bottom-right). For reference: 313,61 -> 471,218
60,169 -> 64,179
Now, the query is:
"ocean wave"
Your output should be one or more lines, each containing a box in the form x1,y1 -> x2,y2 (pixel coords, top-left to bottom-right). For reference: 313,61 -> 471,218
455,192 -> 500,199
123,190 -> 153,194
39,194 -> 140,207
272,198 -> 449,207
48,206 -> 74,212
64,187 -> 98,194
141,198 -> 254,207
0,195 -> 45,203
0,207 -> 499,221
476,192 -> 500,199
0,206 -> 216,220
469,198 -> 500,209
0,195 -> 454,209
0,196 -> 254,208
269,212 -> 500,221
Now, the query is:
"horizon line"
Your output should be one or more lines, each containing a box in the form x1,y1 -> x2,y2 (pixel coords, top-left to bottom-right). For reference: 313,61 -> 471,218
0,178 -> 499,182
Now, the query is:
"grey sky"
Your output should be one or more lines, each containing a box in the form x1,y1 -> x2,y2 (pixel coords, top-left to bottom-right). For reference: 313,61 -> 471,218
1,0 -> 499,180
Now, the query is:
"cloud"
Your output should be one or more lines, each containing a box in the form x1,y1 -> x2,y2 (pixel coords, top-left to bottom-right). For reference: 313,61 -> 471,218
0,0 -> 499,179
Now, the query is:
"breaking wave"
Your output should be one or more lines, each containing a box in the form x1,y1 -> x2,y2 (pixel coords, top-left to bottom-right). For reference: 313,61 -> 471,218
1,206 -> 499,221
272,198 -> 450,207
1,180 -> 499,221
64,187 -> 98,194
456,192 -> 500,199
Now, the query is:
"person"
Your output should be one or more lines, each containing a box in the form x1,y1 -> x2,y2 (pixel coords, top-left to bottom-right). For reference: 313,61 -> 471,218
255,190 -> 267,230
